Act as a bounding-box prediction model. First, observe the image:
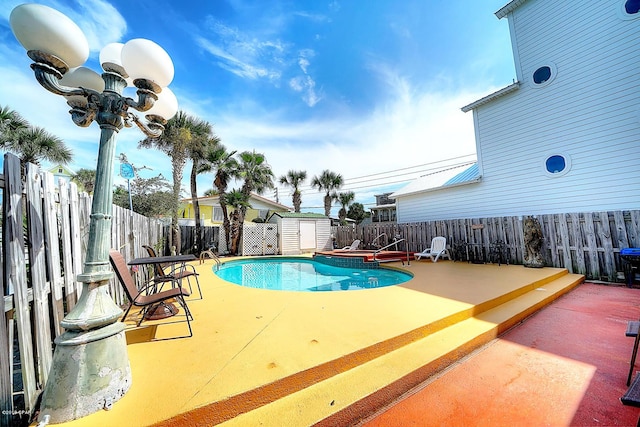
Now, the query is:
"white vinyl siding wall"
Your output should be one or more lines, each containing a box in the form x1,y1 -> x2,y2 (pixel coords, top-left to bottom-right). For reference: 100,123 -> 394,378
397,0 -> 640,223
269,216 -> 332,254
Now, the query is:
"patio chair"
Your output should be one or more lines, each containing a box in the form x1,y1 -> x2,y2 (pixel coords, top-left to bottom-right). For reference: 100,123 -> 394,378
627,320 -> 640,386
415,236 -> 450,262
142,245 -> 202,299
109,250 -> 192,337
340,240 -> 361,251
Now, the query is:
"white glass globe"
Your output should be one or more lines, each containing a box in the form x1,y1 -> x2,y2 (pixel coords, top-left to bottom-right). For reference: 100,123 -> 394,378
146,87 -> 178,120
9,4 -> 89,68
121,39 -> 174,87
60,67 -> 105,93
100,43 -> 125,74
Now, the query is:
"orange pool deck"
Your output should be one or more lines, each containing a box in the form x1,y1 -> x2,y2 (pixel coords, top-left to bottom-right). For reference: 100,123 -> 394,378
50,256 -> 590,426
361,282 -> 640,427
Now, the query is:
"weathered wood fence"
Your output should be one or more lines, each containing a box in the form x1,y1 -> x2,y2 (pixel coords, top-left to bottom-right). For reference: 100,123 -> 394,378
333,211 -> 640,282
1,153 -> 165,426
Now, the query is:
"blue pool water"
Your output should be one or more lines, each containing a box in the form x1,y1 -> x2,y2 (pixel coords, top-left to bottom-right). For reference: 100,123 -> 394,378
215,258 -> 412,292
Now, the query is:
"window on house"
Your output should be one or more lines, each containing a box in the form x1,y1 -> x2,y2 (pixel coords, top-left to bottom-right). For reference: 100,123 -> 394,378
213,206 -> 224,221
626,0 -> 640,14
531,63 -> 557,88
533,66 -> 551,84
543,153 -> 571,177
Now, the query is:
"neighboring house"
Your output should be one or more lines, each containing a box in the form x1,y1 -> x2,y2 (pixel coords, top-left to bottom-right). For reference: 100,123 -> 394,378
392,0 -> 640,223
179,192 -> 291,226
48,164 -> 74,185
370,193 -> 397,223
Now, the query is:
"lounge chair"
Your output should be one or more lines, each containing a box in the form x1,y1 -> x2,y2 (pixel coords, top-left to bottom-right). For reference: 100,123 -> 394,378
109,249 -> 193,337
142,245 -> 202,299
415,236 -> 450,262
340,240 -> 361,251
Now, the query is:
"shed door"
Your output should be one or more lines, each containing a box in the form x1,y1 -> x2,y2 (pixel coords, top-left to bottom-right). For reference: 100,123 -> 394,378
299,221 -> 317,250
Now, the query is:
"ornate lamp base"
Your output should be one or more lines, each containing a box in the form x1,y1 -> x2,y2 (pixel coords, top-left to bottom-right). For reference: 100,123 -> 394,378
38,323 -> 131,423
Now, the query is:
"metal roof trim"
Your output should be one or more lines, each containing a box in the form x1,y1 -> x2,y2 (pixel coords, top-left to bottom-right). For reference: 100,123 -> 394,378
495,0 -> 529,19
461,82 -> 520,112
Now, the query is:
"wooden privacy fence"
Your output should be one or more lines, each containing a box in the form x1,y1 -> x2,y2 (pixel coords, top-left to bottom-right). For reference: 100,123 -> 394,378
333,210 -> 640,282
1,153 -> 166,426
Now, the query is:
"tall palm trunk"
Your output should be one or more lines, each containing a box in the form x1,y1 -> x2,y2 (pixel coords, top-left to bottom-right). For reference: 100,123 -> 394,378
220,200 -> 231,253
190,163 -> 202,253
324,194 -> 332,217
171,159 -> 185,254
229,209 -> 243,255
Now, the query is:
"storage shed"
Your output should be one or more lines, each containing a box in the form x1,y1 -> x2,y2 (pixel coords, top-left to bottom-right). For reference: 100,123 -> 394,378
268,212 -> 332,255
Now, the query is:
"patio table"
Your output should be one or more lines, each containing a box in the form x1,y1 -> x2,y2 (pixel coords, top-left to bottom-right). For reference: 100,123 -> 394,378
621,248 -> 640,287
128,254 -> 197,319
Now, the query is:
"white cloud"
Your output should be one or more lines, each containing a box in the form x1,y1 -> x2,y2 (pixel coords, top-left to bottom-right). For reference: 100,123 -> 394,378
198,18 -> 288,83
193,67 -> 492,213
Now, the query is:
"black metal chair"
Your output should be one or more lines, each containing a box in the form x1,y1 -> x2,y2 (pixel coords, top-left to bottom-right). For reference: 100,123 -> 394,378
109,249 -> 192,337
142,245 -> 202,299
488,240 -> 509,265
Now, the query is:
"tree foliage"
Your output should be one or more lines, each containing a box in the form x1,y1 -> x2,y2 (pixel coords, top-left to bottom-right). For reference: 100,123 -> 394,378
311,169 -> 344,217
112,174 -> 173,218
72,168 -> 96,195
202,144 -> 238,252
335,191 -> 355,223
221,189 -> 251,255
347,202 -> 370,225
0,105 -> 72,170
139,110 -> 210,253
279,169 -> 307,212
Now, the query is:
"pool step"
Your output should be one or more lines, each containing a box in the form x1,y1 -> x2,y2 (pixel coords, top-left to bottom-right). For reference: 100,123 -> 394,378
219,271 -> 583,426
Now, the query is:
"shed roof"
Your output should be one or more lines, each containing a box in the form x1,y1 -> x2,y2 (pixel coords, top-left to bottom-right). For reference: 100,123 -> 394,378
391,162 -> 480,198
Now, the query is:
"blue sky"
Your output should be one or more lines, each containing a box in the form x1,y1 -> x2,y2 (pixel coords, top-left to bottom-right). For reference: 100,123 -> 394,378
0,0 -> 515,215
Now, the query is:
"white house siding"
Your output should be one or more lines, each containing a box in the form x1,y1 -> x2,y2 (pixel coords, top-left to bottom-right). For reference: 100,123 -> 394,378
269,215 -> 332,254
315,220 -> 333,251
396,0 -> 640,223
275,217 -> 301,255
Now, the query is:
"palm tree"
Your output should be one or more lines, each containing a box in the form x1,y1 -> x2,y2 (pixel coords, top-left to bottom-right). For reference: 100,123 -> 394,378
139,110 -> 209,254
203,188 -> 218,197
203,144 -> 238,254
237,151 -> 275,217
72,168 -> 96,195
279,170 -> 307,212
311,169 -> 344,217
6,126 -> 72,171
335,191 -> 355,223
0,107 -> 72,170
188,125 -> 218,253
0,105 -> 28,142
221,189 -> 251,255
234,151 -> 274,253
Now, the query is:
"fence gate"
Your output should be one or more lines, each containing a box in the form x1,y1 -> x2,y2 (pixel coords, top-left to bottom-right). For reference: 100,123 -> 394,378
242,223 -> 278,256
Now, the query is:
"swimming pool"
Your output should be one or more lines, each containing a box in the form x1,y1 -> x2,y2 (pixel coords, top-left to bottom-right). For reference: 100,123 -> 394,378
215,257 -> 413,292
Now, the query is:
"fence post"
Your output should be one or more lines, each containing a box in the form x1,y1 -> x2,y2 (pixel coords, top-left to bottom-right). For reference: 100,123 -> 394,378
3,154 -> 38,413
26,164 -> 53,390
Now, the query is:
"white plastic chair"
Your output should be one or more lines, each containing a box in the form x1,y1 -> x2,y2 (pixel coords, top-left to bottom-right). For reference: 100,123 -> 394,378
340,240 -> 361,251
415,237 -> 450,262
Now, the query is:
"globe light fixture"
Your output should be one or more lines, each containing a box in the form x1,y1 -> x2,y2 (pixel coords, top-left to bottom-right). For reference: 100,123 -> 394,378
10,3 -> 178,423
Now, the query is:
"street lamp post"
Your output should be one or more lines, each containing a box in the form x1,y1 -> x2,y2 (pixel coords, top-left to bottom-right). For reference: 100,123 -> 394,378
9,4 -> 178,423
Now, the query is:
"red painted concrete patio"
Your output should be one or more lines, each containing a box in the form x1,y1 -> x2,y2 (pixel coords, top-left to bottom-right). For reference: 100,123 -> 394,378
361,283 -> 640,426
